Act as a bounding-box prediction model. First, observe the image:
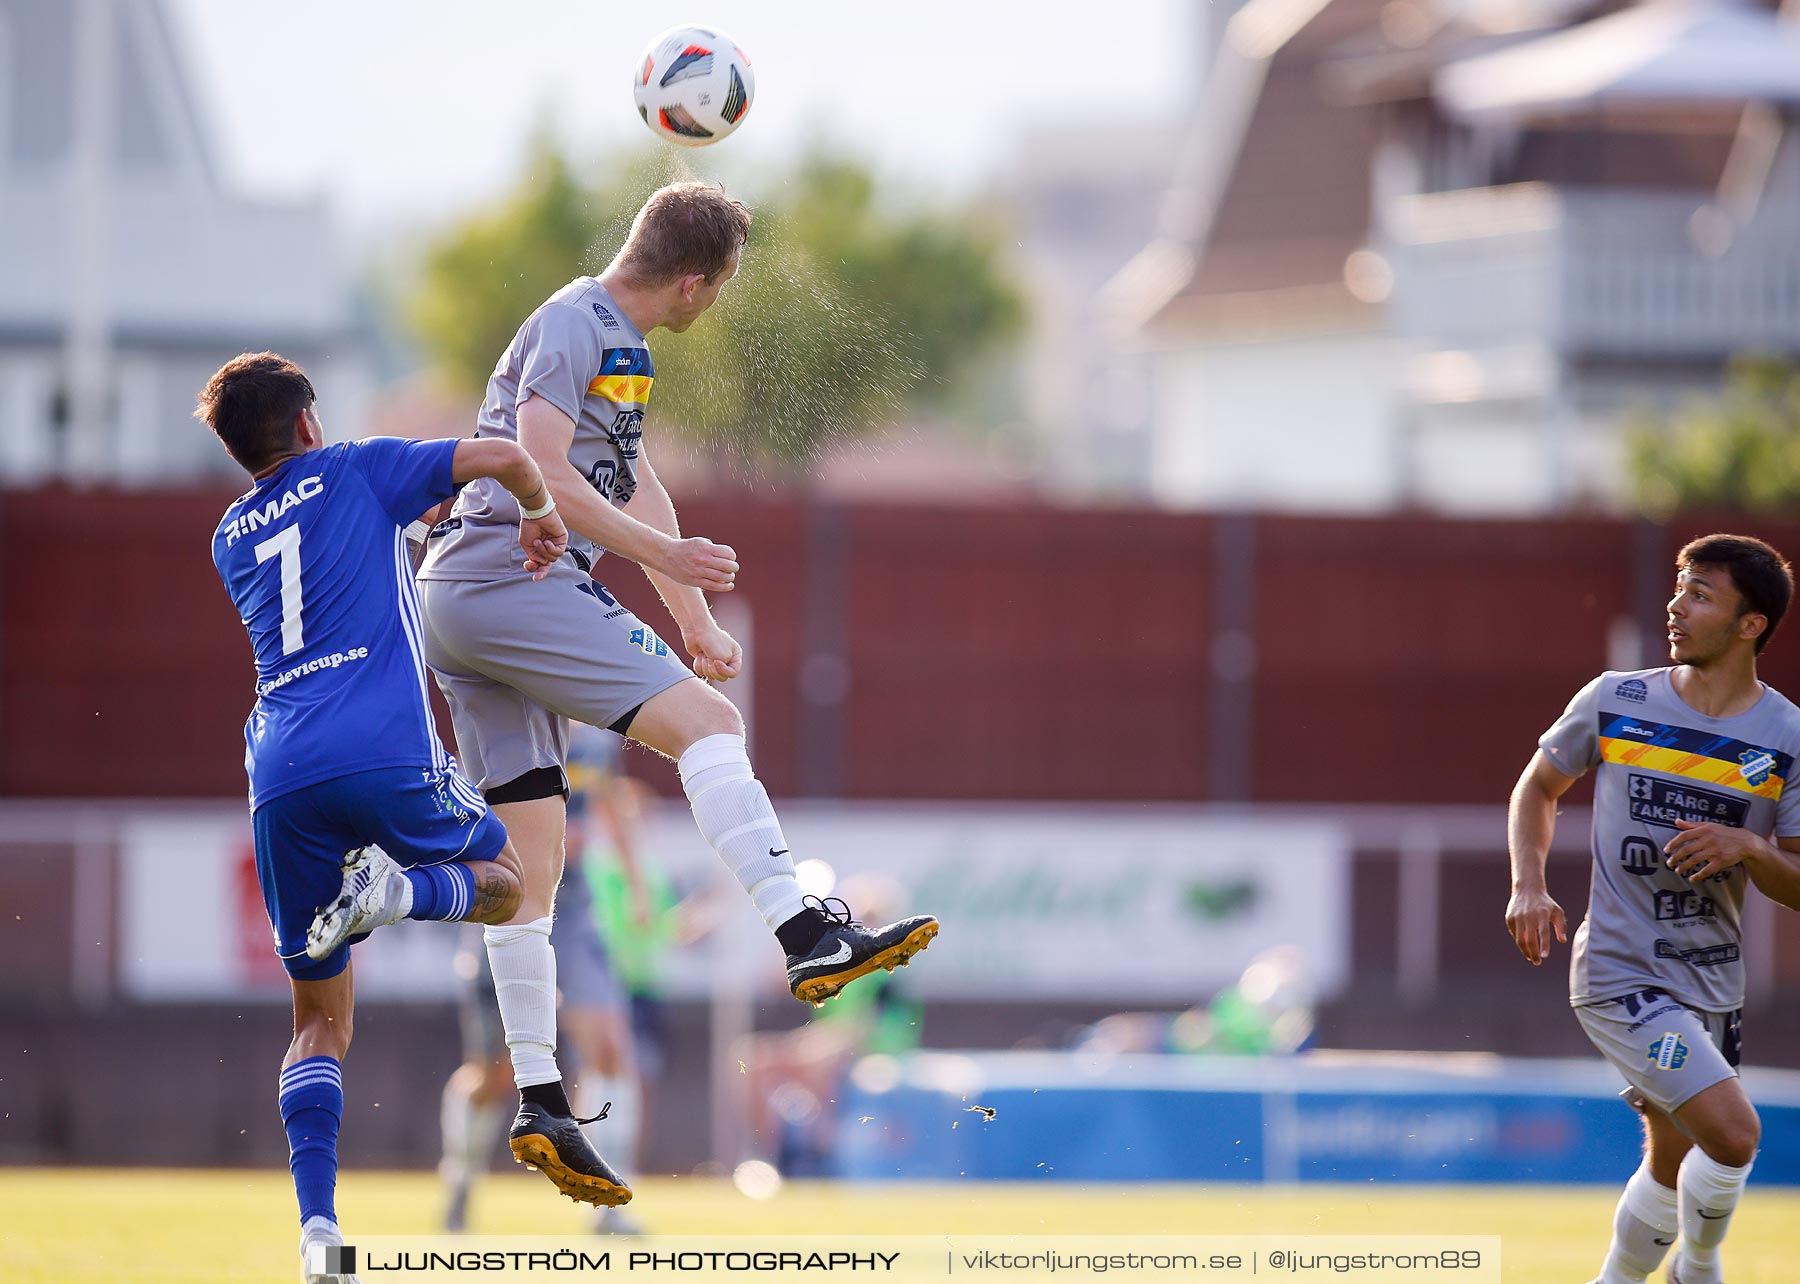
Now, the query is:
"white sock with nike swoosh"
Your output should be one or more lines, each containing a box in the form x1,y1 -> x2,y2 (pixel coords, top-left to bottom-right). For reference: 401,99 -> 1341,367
677,733 -> 805,930
1677,1148 -> 1752,1280
1599,1161 -> 1678,1283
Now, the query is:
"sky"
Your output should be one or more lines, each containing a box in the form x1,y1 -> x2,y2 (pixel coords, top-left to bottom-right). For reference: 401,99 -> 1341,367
165,0 -> 1192,234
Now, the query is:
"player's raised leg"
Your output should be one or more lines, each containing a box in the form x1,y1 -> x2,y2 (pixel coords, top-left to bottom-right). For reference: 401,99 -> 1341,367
306,838 -> 522,961
626,677 -> 939,1004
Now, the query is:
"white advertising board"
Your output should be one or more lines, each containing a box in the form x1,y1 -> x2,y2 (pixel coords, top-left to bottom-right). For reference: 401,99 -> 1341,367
118,804 -> 1350,1004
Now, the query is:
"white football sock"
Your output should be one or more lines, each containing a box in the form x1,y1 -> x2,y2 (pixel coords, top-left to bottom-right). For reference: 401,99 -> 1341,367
571,1072 -> 641,1178
677,734 -> 805,930
1678,1148 -> 1753,1279
482,917 -> 561,1088
1598,1161 -> 1679,1283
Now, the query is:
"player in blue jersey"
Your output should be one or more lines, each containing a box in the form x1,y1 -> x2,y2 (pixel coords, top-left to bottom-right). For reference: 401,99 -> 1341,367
199,353 -> 625,1284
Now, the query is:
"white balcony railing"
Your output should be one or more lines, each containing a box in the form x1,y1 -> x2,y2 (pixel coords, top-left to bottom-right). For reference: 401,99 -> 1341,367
1385,183 -> 1800,358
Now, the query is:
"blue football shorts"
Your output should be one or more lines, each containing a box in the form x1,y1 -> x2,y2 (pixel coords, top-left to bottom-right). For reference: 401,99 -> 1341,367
252,763 -> 507,982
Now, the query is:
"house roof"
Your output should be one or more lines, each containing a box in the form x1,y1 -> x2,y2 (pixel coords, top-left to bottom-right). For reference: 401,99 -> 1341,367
1439,0 -> 1800,121
1107,0 -> 1392,335
1108,0 -> 1786,337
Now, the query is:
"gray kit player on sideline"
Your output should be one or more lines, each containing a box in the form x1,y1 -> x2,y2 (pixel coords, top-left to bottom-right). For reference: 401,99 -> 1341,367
1539,666 -> 1800,1109
1509,533 -> 1800,1284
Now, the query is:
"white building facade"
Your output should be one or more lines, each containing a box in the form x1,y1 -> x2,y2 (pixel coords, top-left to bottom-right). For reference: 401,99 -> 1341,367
0,0 -> 371,485
1114,0 -> 1800,514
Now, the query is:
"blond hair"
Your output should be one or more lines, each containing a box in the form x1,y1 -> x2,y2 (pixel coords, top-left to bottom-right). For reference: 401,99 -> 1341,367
615,182 -> 751,286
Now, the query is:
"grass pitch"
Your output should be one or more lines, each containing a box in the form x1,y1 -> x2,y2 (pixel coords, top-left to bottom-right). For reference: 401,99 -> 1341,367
6,1168 -> 1799,1283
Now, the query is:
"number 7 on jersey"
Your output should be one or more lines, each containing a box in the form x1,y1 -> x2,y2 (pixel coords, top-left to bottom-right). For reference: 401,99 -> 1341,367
255,525 -> 306,655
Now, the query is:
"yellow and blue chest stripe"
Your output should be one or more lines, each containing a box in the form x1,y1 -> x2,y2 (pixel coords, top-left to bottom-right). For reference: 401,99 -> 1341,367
1598,711 -> 1792,800
588,347 -> 654,405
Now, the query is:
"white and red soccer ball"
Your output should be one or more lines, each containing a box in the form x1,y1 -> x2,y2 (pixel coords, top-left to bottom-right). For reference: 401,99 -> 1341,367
632,25 -> 755,148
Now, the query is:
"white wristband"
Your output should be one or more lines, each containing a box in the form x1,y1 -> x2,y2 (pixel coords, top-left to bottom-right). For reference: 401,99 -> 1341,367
519,494 -> 556,521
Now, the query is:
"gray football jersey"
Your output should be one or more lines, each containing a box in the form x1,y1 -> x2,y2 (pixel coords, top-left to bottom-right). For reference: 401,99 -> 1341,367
1540,667 -> 1800,1011
418,278 -> 650,582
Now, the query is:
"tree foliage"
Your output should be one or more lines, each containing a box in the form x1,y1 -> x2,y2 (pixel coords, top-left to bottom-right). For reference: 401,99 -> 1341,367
404,143 -> 1024,465
1628,357 -> 1800,514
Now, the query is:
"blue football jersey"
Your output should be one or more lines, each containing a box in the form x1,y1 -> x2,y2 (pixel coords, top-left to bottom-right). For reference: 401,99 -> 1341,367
212,437 -> 462,807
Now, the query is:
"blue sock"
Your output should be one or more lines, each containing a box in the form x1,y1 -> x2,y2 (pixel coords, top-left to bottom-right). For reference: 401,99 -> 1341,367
404,862 -> 477,921
279,1056 -> 343,1226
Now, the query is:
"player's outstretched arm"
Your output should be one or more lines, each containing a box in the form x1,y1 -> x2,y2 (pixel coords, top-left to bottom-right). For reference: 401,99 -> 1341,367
453,437 -> 569,577
516,395 -> 737,593
624,452 -> 742,683
1506,750 -> 1581,965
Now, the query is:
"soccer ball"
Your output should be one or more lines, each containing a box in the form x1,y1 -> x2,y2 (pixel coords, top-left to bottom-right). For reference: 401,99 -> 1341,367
632,25 -> 755,148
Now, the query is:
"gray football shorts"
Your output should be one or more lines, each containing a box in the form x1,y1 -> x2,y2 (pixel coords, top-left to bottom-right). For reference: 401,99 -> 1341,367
419,565 -> 692,790
1574,988 -> 1742,1116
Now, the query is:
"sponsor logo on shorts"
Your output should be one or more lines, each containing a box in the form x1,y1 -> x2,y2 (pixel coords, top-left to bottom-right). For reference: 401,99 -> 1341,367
1739,748 -> 1778,787
1648,1033 -> 1689,1070
1615,679 -> 1649,703
1622,989 -> 1686,1033
628,626 -> 670,658
1626,1004 -> 1684,1034
429,772 -> 474,824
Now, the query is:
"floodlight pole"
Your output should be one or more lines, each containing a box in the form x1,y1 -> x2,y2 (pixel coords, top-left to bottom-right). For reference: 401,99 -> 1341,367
67,0 -> 115,483
708,597 -> 756,1170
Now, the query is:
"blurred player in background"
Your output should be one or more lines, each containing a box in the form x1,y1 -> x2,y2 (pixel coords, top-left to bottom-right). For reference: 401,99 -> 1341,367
198,353 -> 569,1282
1075,946 -> 1317,1057
582,761 -> 722,1172
439,728 -> 648,1234
415,183 -> 938,1196
1507,533 -> 1800,1284
735,874 -> 923,1175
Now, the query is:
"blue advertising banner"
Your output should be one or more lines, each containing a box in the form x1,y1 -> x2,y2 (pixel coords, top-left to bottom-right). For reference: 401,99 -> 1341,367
834,1052 -> 1800,1184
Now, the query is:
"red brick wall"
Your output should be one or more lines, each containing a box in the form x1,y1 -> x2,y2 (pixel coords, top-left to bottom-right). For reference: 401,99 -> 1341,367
6,488 -> 1797,805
